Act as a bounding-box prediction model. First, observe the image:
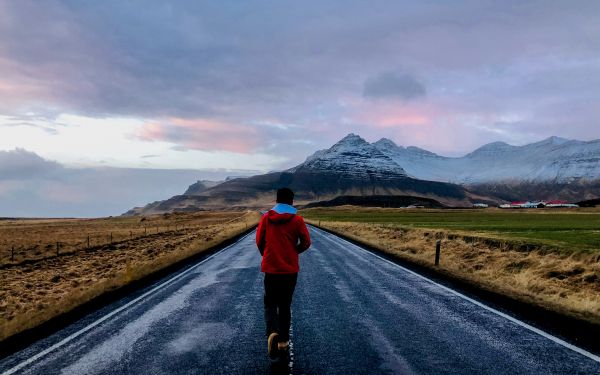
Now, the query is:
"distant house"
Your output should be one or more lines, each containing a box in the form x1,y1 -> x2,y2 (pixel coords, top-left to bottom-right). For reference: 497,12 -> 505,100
546,200 -> 568,205
505,201 -> 543,209
522,201 -> 546,208
546,200 -> 579,208
510,201 -> 527,208
501,200 -> 579,209
473,203 -> 489,208
545,200 -> 578,208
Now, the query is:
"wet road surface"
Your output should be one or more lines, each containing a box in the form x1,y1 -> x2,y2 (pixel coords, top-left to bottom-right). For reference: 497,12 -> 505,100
1,226 -> 599,374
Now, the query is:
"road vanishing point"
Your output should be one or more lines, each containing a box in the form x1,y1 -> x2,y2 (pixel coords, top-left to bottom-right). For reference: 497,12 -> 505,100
1,226 -> 599,374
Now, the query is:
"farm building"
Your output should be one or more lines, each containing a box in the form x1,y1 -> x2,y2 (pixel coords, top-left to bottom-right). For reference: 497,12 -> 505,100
500,200 -> 579,209
544,200 -> 578,208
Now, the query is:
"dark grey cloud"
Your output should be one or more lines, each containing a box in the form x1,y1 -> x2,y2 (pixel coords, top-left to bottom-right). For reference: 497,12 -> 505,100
0,1 -> 599,162
0,149 -> 255,217
0,148 -> 62,179
363,72 -> 426,100
0,0 -> 594,122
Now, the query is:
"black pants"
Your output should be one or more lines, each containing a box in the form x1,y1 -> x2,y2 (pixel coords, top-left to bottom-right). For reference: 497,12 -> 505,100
264,273 -> 298,342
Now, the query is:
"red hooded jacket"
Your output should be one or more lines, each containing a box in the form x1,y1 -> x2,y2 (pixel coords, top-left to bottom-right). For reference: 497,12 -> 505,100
256,209 -> 311,274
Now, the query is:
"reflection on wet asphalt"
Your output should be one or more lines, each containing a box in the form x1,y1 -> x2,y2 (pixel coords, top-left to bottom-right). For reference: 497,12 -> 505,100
1,227 -> 598,374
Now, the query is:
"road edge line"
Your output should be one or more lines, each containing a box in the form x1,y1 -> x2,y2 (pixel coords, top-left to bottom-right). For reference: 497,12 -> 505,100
1,231 -> 254,375
312,226 -> 600,364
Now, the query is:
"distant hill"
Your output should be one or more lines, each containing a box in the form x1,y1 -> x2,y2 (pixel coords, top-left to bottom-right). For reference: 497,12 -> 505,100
124,134 -> 473,215
372,135 -> 600,202
124,133 -> 600,215
577,198 -> 600,207
467,180 -> 600,203
301,195 -> 445,209
373,136 -> 600,185
183,180 -> 223,195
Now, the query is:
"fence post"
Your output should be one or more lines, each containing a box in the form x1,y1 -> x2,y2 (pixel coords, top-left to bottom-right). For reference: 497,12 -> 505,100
156,226 -> 159,233
11,246 -> 14,261
56,242 -> 60,256
435,240 -> 441,266
318,220 -> 321,227
130,231 -> 133,239
110,232 -> 113,244
87,235 -> 90,249
144,227 -> 147,235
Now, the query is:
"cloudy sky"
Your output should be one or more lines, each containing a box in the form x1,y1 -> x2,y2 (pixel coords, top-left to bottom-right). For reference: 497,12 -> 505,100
1,1 -> 599,216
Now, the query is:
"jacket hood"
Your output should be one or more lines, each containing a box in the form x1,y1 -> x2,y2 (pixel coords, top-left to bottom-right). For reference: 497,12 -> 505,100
271,203 -> 297,214
267,210 -> 296,223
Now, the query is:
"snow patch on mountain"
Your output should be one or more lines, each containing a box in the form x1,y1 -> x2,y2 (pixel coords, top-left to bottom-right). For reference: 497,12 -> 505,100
291,133 -> 407,180
373,136 -> 600,184
294,133 -> 600,184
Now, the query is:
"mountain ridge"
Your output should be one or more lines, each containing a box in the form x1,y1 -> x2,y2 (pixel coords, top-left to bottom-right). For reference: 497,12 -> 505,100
124,134 -> 473,215
372,135 -> 600,184
124,134 -> 600,215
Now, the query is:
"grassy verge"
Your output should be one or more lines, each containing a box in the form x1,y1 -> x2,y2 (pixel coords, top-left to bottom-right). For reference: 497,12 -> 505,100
0,211 -> 260,343
303,207 -> 600,254
303,207 -> 600,325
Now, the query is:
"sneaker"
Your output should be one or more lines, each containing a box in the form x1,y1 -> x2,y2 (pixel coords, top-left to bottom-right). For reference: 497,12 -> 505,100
267,332 -> 280,359
277,341 -> 289,351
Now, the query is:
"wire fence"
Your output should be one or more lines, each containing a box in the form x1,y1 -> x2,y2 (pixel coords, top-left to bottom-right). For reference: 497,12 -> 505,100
1,213 -> 254,266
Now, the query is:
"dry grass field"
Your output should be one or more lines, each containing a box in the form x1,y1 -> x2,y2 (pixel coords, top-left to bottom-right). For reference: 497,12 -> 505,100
0,211 -> 260,342
0,212 -> 249,265
303,207 -> 600,325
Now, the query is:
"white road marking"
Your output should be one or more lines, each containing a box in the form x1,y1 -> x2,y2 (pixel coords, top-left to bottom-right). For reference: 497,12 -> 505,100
310,226 -> 600,364
1,232 -> 253,375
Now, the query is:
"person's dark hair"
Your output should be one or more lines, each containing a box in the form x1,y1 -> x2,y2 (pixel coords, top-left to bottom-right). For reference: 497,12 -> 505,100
276,188 -> 294,205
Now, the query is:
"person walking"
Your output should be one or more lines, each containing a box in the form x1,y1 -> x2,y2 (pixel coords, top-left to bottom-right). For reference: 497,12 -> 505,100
256,187 -> 311,360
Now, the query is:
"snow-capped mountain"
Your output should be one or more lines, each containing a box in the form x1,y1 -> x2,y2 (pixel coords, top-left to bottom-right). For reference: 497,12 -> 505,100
124,134 -> 472,214
373,136 -> 600,184
125,133 -> 600,215
291,133 -> 407,180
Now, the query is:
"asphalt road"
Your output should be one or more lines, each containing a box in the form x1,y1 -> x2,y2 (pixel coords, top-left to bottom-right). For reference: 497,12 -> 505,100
1,226 -> 599,374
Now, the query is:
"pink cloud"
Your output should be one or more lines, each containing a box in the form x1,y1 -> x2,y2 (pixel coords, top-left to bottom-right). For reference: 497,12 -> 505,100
137,117 -> 260,153
354,101 -> 438,127
349,101 -> 438,142
0,68 -> 48,108
348,98 -> 541,156
345,99 -> 506,155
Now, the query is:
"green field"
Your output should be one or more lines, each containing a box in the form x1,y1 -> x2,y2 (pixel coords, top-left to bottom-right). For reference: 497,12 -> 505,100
302,208 -> 600,253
